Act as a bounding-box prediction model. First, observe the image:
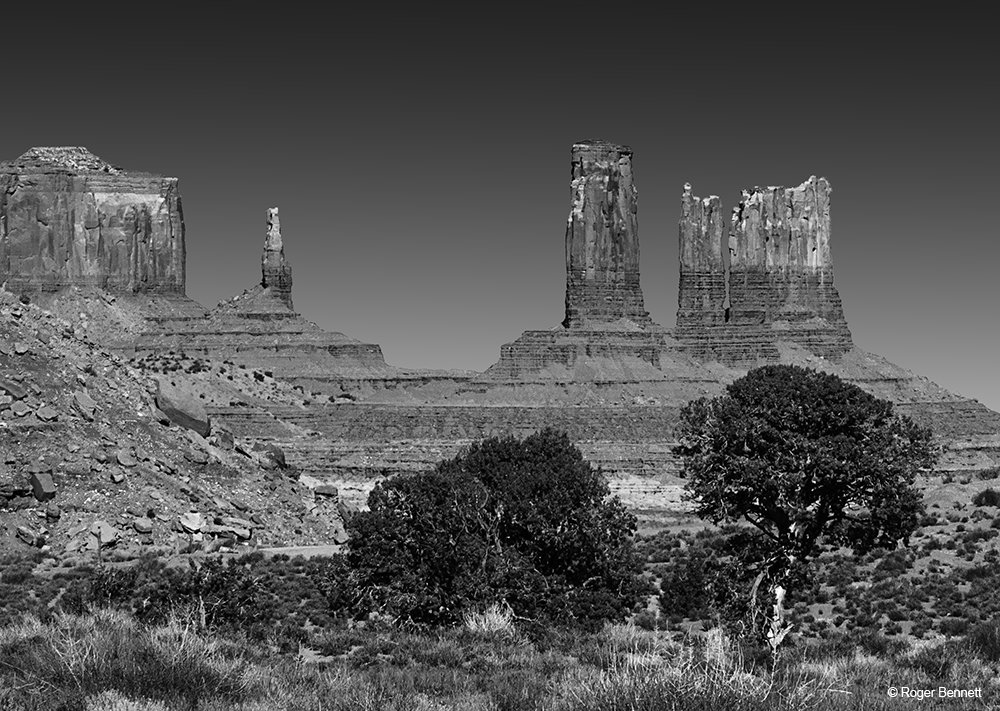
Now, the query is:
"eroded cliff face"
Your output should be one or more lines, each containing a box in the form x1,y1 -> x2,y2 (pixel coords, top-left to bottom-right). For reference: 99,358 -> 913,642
130,207 -> 395,396
0,147 -> 185,294
675,176 -> 853,363
563,140 -> 650,328
484,141 -> 680,382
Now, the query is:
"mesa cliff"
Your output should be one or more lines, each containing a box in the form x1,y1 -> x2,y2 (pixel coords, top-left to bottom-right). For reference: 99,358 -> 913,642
2,143 -> 998,533
0,147 -> 184,294
675,178 -> 853,363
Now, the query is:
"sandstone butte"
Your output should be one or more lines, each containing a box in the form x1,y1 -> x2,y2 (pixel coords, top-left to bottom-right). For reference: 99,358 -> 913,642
2,144 -> 998,526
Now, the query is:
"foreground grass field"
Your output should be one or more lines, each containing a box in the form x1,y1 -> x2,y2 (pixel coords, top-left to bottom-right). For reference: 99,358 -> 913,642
1,606 -> 998,711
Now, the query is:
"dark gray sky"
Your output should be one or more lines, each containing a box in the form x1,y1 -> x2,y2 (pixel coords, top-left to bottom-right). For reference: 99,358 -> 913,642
3,8 -> 997,411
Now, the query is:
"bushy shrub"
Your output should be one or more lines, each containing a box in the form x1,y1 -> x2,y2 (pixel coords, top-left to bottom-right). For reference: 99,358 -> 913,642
939,617 -> 970,636
966,620 -> 1000,661
347,429 -> 645,629
973,488 -> 1000,507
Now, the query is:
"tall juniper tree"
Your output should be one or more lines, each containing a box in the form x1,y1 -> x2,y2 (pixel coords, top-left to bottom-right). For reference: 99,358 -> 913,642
673,365 -> 936,643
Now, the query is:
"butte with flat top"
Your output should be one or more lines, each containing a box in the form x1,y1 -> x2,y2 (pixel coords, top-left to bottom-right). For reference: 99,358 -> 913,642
2,143 -> 998,528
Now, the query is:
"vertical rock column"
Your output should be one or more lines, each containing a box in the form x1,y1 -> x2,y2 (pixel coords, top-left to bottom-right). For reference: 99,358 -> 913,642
563,140 -> 650,328
728,176 -> 851,354
676,185 -> 728,329
675,176 -> 853,363
261,207 -> 293,309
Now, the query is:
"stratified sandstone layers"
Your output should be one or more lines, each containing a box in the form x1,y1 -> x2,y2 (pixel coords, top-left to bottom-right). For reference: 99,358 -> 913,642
675,177 -> 853,363
130,208 -> 397,395
485,141 -> 675,382
563,141 -> 650,328
262,207 -> 293,309
0,147 -> 184,294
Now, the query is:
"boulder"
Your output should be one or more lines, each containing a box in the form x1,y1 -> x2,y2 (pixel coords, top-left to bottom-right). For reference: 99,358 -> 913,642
179,512 -> 203,533
213,428 -> 234,450
73,391 -> 97,420
222,516 -> 254,531
90,520 -> 119,548
0,377 -> 27,400
184,448 -> 209,465
133,519 -> 153,535
0,475 -> 31,501
35,406 -> 58,422
63,460 -> 90,477
154,378 -> 211,437
116,450 -> 138,467
16,526 -> 39,547
331,521 -> 349,545
254,442 -> 286,470
314,484 -> 339,498
29,471 -> 57,501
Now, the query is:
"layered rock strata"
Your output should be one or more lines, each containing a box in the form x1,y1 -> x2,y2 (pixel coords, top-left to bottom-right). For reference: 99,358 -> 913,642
563,141 -> 650,328
484,140 -> 672,382
675,177 -> 853,363
4,144 -> 998,533
129,208 -> 400,396
0,147 -> 184,294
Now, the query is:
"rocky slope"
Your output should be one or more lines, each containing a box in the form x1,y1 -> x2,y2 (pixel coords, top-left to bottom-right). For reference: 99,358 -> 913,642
0,287 -> 351,559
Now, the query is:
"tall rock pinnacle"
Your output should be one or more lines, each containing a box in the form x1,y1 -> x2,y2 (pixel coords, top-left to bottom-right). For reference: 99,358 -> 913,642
563,140 -> 650,328
261,207 -> 293,309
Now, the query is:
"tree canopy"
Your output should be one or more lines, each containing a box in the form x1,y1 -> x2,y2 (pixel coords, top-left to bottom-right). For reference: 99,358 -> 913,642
674,365 -> 936,579
347,428 -> 644,628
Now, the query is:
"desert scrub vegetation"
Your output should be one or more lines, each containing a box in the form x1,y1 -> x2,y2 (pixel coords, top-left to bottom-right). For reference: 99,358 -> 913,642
5,610 -> 999,710
347,428 -> 647,628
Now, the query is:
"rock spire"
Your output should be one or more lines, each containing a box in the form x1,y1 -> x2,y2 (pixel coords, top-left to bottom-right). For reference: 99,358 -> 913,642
563,140 -> 650,328
261,207 -> 293,309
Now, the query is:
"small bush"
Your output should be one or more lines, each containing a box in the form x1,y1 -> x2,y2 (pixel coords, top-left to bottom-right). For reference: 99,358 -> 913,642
973,488 -> 1000,507
977,466 -> 1000,481
966,620 -> 1000,661
939,617 -> 970,636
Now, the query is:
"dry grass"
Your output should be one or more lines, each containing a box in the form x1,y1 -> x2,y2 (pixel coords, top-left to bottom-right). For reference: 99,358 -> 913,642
2,611 -> 1000,710
462,602 -> 516,637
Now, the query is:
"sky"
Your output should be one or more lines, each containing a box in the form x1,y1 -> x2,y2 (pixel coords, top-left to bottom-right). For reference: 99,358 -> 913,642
2,9 -> 997,411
